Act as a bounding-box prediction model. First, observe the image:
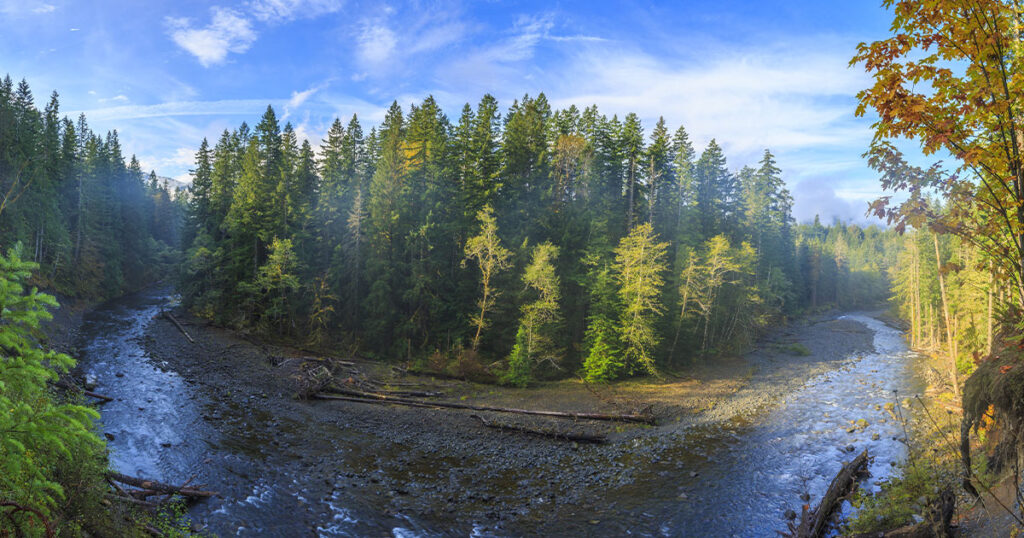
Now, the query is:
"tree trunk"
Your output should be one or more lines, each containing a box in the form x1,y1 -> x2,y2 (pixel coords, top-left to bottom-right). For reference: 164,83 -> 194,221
988,261 -> 994,355
933,234 -> 959,401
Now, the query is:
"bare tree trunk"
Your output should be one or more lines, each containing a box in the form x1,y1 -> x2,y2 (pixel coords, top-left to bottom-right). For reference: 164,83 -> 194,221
988,261 -> 994,355
627,156 -> 637,231
933,234 -> 960,401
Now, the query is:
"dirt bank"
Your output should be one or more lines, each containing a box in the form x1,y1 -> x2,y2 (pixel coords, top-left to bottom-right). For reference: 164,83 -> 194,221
134,306 -> 875,535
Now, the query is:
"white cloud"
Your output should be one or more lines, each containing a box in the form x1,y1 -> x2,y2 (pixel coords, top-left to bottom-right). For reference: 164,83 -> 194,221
166,7 -> 257,67
248,0 -> 344,22
288,86 -> 319,109
793,177 -> 873,224
544,42 -> 870,156
0,0 -> 55,14
99,94 -> 130,104
357,22 -> 397,64
283,81 -> 331,120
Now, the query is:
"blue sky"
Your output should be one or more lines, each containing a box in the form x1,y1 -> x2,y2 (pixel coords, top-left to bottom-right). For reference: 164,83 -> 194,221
0,0 -> 897,223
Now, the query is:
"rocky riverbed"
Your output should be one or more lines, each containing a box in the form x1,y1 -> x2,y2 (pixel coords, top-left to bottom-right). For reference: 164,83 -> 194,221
60,288 -> 921,536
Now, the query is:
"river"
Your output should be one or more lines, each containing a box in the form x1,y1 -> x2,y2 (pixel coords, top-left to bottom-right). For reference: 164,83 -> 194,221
78,288 -> 921,537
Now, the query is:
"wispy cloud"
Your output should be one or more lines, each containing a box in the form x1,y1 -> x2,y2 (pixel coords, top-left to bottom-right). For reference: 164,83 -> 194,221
99,94 -> 130,104
283,80 -> 332,120
248,0 -> 345,22
546,41 -> 869,156
166,7 -> 257,67
72,99 -> 282,121
0,0 -> 56,14
357,21 -> 397,64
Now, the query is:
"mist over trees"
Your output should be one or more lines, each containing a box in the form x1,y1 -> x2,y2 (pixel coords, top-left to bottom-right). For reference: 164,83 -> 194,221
0,76 -> 182,299
179,95 -> 894,383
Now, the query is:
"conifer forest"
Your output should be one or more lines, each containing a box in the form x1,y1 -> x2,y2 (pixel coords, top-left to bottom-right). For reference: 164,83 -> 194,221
6,1 -> 1024,536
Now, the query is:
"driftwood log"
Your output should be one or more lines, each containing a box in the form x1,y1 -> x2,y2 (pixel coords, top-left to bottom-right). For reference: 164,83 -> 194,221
324,385 -> 442,399
791,449 -> 869,538
470,414 -> 607,443
106,471 -> 216,498
313,389 -> 655,424
55,380 -> 113,402
163,311 -> 194,344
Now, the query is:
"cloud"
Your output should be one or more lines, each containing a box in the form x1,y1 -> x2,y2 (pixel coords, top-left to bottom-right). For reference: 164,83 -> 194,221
0,0 -> 56,14
288,87 -> 319,109
72,99 -> 282,121
357,22 -> 397,64
99,94 -> 130,104
283,81 -> 331,120
138,147 -> 197,178
248,0 -> 344,22
558,47 -> 866,150
166,7 -> 257,67
792,177 -> 874,224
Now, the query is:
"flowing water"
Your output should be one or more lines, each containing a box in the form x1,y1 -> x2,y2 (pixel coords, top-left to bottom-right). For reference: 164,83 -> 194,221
79,289 -> 921,537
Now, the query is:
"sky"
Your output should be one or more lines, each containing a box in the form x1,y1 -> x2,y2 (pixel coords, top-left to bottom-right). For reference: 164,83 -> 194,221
0,0 -> 899,224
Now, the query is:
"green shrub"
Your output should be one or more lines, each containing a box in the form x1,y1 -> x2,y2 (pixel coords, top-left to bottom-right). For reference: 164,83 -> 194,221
0,244 -> 103,534
501,325 -> 533,387
581,316 -> 625,382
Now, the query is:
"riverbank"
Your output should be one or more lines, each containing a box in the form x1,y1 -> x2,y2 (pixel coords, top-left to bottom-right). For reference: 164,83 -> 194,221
125,294 -> 879,535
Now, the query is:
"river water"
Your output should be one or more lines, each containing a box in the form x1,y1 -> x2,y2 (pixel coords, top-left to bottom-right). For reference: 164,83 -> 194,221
78,289 -> 921,537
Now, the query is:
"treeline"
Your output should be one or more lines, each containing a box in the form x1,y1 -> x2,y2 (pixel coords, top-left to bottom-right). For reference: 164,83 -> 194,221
0,76 -> 182,299
890,226 -> 996,398
180,95 -> 893,382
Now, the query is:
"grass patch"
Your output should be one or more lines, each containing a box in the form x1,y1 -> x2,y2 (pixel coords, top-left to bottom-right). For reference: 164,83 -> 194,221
772,342 -> 811,356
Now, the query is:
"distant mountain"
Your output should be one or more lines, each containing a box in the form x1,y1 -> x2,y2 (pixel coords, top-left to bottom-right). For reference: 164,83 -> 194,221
156,175 -> 190,192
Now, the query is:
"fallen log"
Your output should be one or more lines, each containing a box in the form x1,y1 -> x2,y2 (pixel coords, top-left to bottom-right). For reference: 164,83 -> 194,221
312,389 -> 655,424
470,414 -> 606,443
284,356 -> 355,367
792,449 -> 869,538
106,471 -> 216,498
55,380 -> 113,402
162,311 -> 194,344
104,493 -> 157,508
325,385 -> 442,398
